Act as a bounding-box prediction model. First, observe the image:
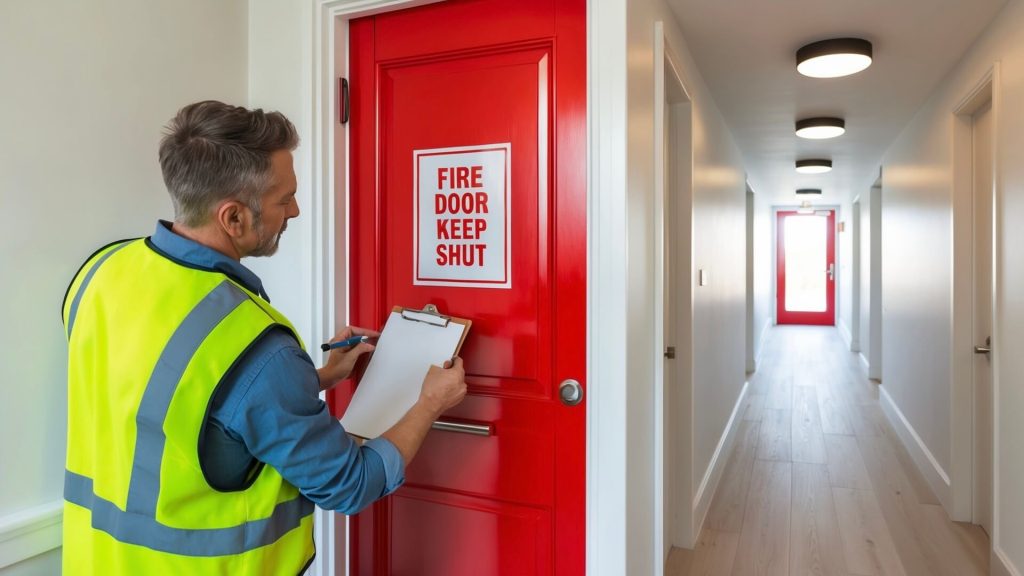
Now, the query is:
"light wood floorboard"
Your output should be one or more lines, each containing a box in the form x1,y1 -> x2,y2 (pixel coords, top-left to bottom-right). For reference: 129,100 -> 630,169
825,434 -> 872,491
731,459 -> 791,576
666,326 -> 990,576
791,462 -> 847,576
792,387 -> 827,464
757,408 -> 792,462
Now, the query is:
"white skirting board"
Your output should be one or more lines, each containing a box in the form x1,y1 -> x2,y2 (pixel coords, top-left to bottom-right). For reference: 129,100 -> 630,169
838,319 -> 853,350
993,546 -> 1021,576
0,501 -> 62,569
692,381 -> 749,536
858,352 -> 870,373
878,385 -> 952,509
754,319 -> 771,370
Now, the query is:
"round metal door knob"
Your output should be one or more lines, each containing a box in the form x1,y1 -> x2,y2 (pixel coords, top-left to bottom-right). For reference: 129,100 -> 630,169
559,379 -> 583,406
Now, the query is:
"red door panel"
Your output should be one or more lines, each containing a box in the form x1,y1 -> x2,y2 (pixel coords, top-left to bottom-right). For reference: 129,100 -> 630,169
776,210 -> 836,325
389,487 -> 552,575
338,1 -> 586,574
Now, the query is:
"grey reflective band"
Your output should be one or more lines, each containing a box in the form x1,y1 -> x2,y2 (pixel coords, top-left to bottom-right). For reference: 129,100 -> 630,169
66,241 -> 132,338
125,281 -> 249,516
65,470 -> 313,557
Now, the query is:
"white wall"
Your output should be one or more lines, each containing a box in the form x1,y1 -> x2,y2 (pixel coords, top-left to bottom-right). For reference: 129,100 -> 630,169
0,1 -> 248,571
878,0 -> 1024,571
881,95 -> 954,491
629,1 -> 747,571
245,0 -> 317,345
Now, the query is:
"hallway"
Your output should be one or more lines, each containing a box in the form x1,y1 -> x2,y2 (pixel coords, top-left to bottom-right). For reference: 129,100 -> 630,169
666,326 -> 989,576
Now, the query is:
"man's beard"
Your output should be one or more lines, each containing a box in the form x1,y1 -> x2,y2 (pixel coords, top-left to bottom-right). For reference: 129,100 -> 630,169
250,219 -> 286,257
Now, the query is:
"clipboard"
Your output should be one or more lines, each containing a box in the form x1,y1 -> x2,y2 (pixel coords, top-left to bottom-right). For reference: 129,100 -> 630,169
339,304 -> 471,439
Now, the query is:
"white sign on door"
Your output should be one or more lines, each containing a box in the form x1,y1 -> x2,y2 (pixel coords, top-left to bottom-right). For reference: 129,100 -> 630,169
414,143 -> 511,289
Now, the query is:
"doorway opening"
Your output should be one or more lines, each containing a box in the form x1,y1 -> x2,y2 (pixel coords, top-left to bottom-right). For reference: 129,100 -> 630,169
950,65 -> 998,528
850,196 -> 861,353
776,209 -> 836,326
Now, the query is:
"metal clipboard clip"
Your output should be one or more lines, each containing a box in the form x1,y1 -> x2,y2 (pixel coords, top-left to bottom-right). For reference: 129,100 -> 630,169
399,304 -> 450,327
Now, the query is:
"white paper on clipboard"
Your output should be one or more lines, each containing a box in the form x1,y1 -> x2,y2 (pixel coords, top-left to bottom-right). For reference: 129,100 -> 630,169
339,309 -> 468,439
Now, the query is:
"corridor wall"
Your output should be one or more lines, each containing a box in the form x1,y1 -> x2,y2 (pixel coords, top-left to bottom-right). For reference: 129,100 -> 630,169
879,0 -> 1024,571
0,1 -> 248,573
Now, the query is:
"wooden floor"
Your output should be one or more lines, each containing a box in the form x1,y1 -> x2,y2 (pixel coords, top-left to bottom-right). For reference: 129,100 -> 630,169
666,325 -> 990,576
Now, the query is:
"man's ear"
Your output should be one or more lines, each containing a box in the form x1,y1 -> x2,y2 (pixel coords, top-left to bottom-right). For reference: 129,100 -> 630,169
215,200 -> 251,239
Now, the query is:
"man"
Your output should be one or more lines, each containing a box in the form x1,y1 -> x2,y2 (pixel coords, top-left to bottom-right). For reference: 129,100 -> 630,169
61,101 -> 466,574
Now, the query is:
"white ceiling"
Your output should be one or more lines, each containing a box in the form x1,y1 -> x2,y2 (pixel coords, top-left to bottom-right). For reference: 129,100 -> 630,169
667,0 -> 1008,205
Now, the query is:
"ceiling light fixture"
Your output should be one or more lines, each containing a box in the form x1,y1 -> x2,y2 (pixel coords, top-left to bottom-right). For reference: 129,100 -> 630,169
796,188 -> 822,195
795,117 -> 846,139
796,159 -> 833,174
796,38 -> 873,78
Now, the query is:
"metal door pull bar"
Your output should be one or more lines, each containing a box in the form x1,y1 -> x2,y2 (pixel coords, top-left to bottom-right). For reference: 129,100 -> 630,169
432,420 -> 493,436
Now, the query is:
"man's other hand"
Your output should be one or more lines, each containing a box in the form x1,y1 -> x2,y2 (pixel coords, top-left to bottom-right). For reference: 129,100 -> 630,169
419,357 -> 467,417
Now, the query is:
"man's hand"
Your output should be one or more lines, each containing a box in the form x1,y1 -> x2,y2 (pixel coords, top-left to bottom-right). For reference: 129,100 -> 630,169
380,357 -> 468,465
317,326 -> 380,391
417,357 -> 467,418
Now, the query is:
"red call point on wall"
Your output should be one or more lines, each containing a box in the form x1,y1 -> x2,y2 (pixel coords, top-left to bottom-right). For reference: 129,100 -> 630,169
414,144 -> 511,288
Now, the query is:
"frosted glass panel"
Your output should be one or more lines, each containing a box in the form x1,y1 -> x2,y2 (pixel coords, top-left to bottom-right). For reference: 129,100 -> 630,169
784,215 -> 827,312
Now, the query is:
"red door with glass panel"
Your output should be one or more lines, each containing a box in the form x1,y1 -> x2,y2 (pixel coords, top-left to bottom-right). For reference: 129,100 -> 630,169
777,210 -> 836,325
337,0 -> 586,574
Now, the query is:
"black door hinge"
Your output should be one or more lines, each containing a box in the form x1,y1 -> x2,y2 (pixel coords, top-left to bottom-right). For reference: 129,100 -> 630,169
339,78 -> 349,124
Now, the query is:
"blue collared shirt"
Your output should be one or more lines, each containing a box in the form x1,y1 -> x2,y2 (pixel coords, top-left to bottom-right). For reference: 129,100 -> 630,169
150,221 -> 404,514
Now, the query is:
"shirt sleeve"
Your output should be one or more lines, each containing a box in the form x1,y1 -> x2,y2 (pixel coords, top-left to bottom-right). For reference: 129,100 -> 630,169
215,329 -> 405,514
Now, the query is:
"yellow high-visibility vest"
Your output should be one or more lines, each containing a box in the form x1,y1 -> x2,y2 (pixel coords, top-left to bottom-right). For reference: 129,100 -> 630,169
62,238 -> 315,575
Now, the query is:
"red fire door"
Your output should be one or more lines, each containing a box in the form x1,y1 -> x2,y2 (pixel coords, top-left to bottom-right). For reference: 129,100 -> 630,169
337,0 -> 586,574
776,210 -> 836,325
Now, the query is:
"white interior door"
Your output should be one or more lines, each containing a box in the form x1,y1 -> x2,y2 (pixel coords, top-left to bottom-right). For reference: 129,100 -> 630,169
657,33 -> 694,555
971,99 -> 993,535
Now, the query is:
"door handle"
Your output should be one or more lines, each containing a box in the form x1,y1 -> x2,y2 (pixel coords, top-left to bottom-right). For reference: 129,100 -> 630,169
975,336 -> 992,355
827,263 -> 835,281
559,379 -> 584,406
432,419 -> 493,436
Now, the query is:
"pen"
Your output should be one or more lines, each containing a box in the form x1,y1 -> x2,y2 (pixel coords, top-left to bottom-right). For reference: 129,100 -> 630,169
320,335 -> 371,352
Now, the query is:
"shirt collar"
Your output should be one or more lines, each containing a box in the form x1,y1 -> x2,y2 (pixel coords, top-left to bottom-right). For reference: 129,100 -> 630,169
150,220 -> 270,301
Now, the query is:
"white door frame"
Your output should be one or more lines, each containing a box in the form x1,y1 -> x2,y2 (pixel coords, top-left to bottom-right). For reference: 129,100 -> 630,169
745,185 -> 755,372
307,1 -> 629,573
850,196 -> 861,352
950,63 -> 1000,524
653,20 -> 695,569
867,181 -> 882,380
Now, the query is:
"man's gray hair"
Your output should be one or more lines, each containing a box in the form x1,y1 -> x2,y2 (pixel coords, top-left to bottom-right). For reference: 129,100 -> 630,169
159,101 -> 299,227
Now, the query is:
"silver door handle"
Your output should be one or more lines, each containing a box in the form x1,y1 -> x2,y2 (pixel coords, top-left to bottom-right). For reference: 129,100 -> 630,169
432,419 -> 493,436
827,263 -> 835,281
559,379 -> 584,406
975,336 -> 992,355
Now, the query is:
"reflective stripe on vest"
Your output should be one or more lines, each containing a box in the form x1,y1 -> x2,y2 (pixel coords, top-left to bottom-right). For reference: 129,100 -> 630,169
64,470 -> 313,557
